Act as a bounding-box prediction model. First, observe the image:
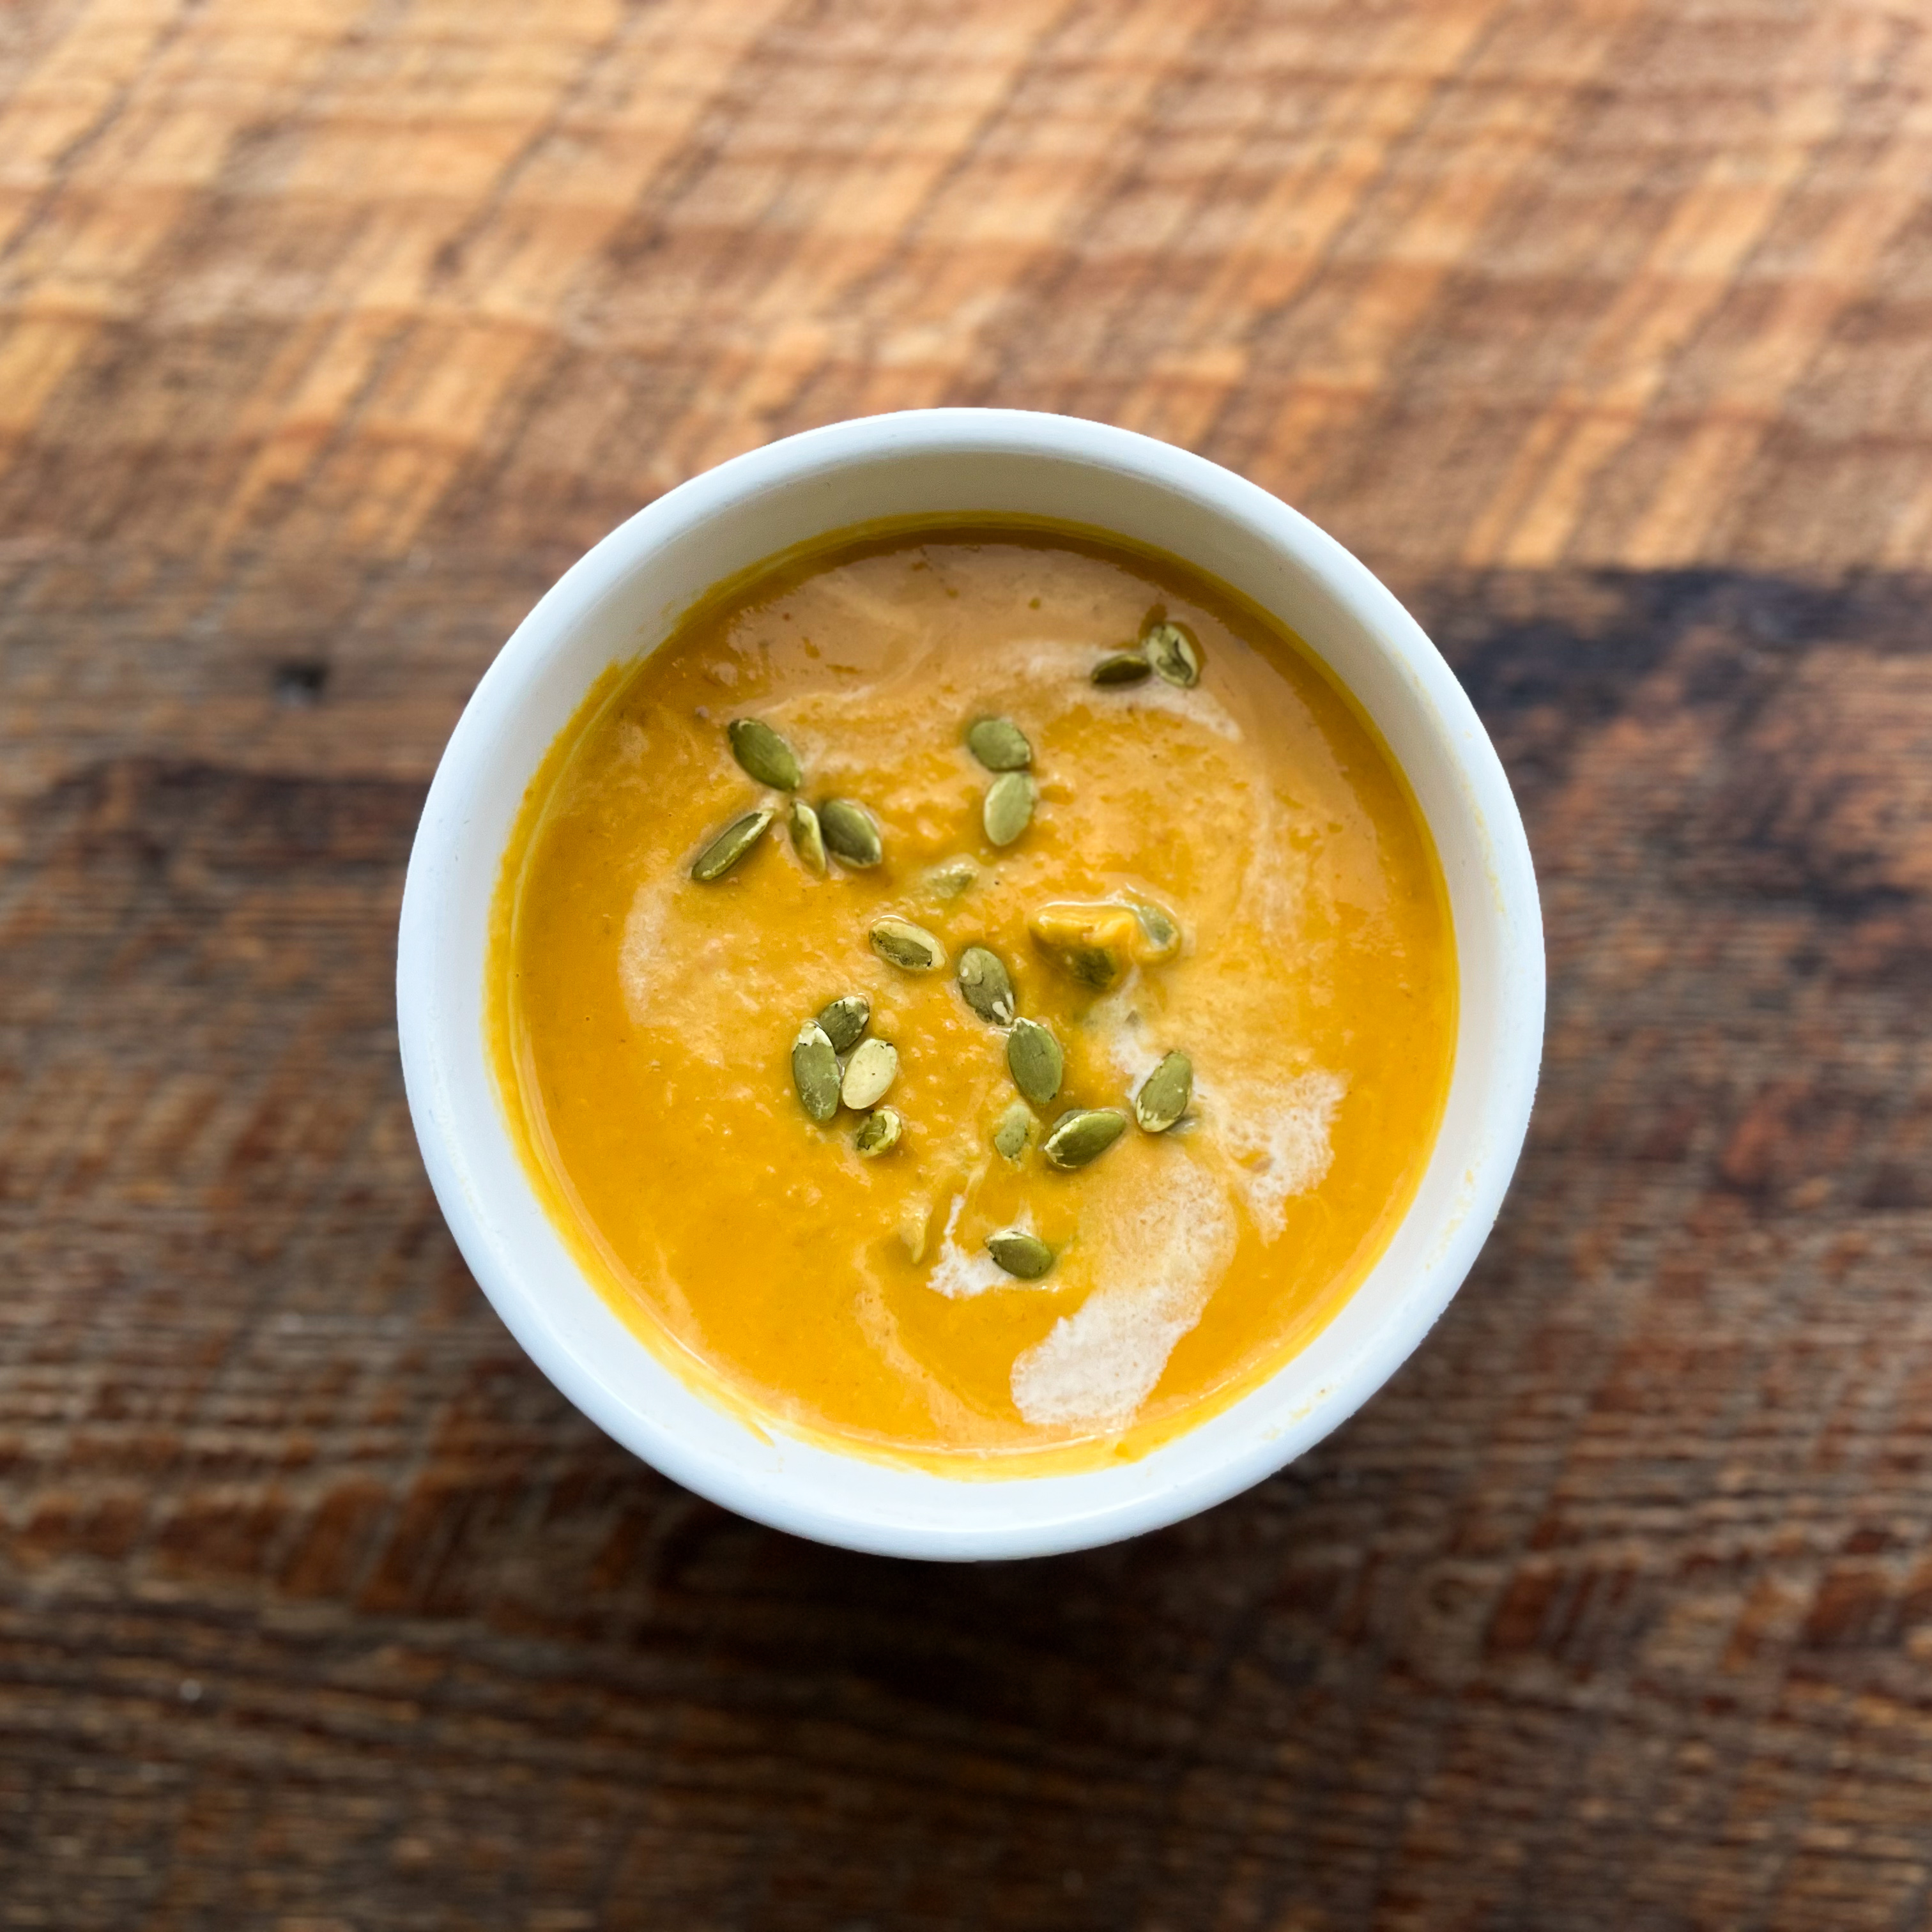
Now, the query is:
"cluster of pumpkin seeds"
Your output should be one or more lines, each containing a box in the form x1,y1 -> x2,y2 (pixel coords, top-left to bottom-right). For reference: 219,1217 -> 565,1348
1090,611 -> 1202,689
964,713 -> 1038,847
951,682 -> 1201,1279
689,717 -> 886,882
791,993 -> 903,1155
933,920 -> 1194,1278
702,612 -> 1206,1282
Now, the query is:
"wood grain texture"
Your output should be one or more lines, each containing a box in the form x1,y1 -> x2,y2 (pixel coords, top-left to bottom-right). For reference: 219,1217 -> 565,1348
3,3 -> 1931,1926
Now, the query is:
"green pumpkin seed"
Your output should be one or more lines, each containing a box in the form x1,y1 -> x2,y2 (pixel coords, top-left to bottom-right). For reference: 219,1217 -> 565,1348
819,797 -> 883,868
789,799 -> 827,873
1092,652 -> 1151,687
727,717 -> 801,790
855,1107 -> 903,1157
983,770 -> 1036,847
966,716 -> 1031,771
1144,620 -> 1201,687
870,917 -> 946,973
986,1229 -> 1054,1280
925,857 -> 977,900
1133,1051 -> 1193,1133
816,993 -> 870,1055
956,945 -> 1016,1025
1063,944 -> 1122,989
1006,1018 -> 1063,1107
992,1101 -> 1034,1163
792,1020 -> 840,1121
841,1036 -> 899,1110
1029,903 -> 1134,990
1130,897 -> 1181,957
690,808 -> 774,882
1043,1107 -> 1127,1170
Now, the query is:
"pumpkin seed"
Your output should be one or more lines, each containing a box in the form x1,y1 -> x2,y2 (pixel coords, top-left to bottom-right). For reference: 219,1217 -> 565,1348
966,716 -> 1031,771
690,808 -> 774,882
925,857 -> 977,900
901,1196 -> 935,1261
986,1229 -> 1054,1280
1144,620 -> 1201,687
1129,897 -> 1181,958
1043,1107 -> 1127,1170
816,994 -> 870,1055
841,1036 -> 899,1110
870,917 -> 946,973
1068,944 -> 1122,988
1133,1051 -> 1193,1133
1091,652 -> 1151,687
791,1020 -> 841,1121
956,945 -> 1016,1025
1029,902 -> 1135,990
1006,1018 -> 1063,1107
727,717 -> 801,790
983,770 -> 1036,847
854,1106 -> 903,1157
789,799 -> 827,874
819,797 -> 883,868
992,1101 -> 1034,1163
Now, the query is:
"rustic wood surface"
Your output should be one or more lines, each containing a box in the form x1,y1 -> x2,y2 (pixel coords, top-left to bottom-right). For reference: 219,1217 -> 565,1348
4,1 -> 1932,1925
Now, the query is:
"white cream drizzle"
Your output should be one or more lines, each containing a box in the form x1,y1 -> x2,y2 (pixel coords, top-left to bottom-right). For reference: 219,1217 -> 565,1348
925,1195 -> 1015,1301
1009,1156 -> 1238,1429
1212,1069 -> 1348,1241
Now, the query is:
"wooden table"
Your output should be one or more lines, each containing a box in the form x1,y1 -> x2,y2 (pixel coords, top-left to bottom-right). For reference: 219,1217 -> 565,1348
4,2 -> 1931,1924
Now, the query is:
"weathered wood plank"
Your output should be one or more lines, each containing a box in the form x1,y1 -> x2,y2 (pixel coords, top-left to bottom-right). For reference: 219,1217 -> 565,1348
3,1 -> 1931,578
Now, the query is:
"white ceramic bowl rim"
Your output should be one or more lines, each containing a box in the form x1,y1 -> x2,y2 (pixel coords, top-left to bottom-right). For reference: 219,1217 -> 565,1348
397,408 -> 1543,1560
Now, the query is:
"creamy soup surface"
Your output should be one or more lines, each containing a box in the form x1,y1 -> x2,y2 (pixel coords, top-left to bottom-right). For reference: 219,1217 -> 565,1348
492,524 -> 1456,1469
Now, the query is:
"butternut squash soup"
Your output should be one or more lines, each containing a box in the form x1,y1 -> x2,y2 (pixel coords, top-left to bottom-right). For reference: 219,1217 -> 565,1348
490,523 -> 1455,1470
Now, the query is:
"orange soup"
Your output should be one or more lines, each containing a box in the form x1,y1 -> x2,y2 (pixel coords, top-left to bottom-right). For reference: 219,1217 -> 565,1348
490,523 -> 1455,1470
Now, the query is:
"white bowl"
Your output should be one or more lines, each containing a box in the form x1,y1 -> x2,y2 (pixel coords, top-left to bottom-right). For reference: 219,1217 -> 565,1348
397,408 -> 1542,1560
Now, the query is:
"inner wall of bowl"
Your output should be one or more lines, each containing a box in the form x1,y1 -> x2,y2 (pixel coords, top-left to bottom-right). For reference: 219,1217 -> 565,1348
419,424 -> 1524,1554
